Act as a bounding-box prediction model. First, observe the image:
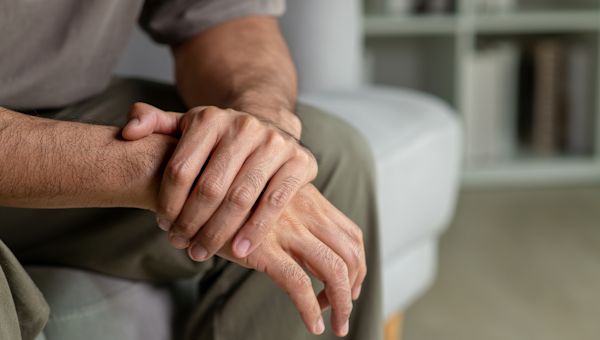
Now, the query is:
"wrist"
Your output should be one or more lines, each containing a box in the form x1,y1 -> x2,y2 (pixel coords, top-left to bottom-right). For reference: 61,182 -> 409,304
125,134 -> 177,211
229,94 -> 302,139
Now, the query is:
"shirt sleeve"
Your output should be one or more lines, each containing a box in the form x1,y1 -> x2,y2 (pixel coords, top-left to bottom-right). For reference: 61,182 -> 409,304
140,0 -> 286,45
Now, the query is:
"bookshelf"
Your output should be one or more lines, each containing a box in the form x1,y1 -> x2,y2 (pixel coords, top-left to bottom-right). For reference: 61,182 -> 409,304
364,0 -> 600,187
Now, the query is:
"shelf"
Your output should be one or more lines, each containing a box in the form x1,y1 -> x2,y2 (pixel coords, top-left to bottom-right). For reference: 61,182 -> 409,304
364,11 -> 600,37
365,15 -> 458,36
463,158 -> 600,187
364,6 -> 600,186
474,11 -> 600,34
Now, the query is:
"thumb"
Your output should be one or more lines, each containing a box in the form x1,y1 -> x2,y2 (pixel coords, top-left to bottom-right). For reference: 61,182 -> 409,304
122,102 -> 183,140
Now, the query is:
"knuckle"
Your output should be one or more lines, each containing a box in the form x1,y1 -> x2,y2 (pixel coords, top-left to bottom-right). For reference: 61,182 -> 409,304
296,146 -> 316,164
268,188 -> 290,209
237,114 -> 260,132
196,177 -> 226,201
201,106 -> 223,118
227,185 -> 255,210
282,262 -> 311,289
295,148 -> 319,179
209,151 -> 231,175
309,158 -> 319,179
316,244 -> 348,281
349,227 -> 364,251
265,130 -> 286,148
196,106 -> 225,126
355,227 -> 364,243
332,256 -> 349,280
295,272 -> 313,290
244,168 -> 265,191
166,159 -> 194,185
349,242 -> 364,269
268,176 -> 300,209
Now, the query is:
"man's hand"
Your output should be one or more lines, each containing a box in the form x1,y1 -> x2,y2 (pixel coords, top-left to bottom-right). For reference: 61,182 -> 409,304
219,184 -> 366,337
122,105 -> 367,337
123,103 -> 317,260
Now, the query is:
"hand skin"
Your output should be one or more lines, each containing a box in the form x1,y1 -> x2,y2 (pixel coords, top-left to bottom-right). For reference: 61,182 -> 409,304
0,106 -> 365,337
125,103 -> 317,262
143,16 -> 316,261
123,106 -> 368,337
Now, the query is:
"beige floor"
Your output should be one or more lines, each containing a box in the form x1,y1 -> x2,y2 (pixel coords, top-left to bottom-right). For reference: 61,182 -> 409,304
404,186 -> 600,340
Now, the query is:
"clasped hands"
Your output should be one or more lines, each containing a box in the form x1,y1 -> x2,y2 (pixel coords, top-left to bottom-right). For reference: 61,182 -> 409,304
122,103 -> 366,337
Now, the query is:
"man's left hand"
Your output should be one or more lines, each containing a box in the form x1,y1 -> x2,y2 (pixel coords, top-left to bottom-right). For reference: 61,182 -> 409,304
122,102 -> 317,260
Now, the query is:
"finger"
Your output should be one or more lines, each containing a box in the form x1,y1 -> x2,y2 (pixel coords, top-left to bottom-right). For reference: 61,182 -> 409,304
191,140 -> 293,260
156,117 -> 219,235
233,155 -> 315,258
122,102 -> 182,140
286,228 -> 352,337
263,248 -> 325,335
323,200 -> 367,300
171,133 -> 257,251
305,186 -> 367,300
314,216 -> 365,301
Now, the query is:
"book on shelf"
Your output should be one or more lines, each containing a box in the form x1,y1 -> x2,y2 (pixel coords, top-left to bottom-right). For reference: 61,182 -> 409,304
385,0 -> 418,14
414,0 -> 455,14
565,42 -> 595,155
517,39 -> 595,157
474,0 -> 516,13
463,43 -> 520,168
531,40 -> 566,156
461,37 -> 594,166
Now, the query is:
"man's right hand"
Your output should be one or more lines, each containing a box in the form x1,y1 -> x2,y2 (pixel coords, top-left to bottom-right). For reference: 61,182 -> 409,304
218,184 -> 366,337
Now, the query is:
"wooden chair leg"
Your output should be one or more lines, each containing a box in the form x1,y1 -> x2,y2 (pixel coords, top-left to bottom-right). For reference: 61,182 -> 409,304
384,312 -> 404,340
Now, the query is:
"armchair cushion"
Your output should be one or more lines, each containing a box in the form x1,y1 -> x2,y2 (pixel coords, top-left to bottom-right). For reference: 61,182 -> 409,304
300,86 -> 462,315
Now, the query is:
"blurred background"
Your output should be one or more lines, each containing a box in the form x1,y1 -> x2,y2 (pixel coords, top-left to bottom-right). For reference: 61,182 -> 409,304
362,0 -> 600,339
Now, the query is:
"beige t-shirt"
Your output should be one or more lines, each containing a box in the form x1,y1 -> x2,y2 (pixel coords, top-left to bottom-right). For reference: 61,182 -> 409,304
0,0 -> 284,110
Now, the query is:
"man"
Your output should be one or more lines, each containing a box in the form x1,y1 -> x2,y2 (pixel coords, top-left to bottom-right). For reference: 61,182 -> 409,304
0,0 -> 382,339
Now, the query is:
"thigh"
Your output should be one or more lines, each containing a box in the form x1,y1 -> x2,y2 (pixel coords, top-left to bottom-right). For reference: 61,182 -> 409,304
298,103 -> 384,338
0,240 -> 48,340
182,104 -> 383,340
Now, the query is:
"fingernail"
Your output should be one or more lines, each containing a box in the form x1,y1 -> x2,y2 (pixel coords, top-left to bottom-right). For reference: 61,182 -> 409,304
129,117 -> 141,127
236,239 -> 251,257
352,285 -> 362,300
170,234 -> 189,249
157,217 -> 172,231
190,244 -> 208,261
314,317 -> 325,334
341,320 -> 349,336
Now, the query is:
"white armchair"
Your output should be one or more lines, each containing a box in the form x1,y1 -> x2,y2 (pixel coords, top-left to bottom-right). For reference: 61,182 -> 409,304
31,1 -> 462,339
280,0 -> 462,321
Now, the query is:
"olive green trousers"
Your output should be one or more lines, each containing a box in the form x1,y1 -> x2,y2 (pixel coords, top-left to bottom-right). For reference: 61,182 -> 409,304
0,78 -> 383,340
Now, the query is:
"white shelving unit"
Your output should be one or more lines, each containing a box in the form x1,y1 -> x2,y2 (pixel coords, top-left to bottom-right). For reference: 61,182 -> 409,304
364,0 -> 600,187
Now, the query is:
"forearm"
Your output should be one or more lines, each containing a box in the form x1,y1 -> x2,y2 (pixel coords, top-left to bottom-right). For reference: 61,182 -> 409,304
0,107 -> 172,210
172,16 -> 301,137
